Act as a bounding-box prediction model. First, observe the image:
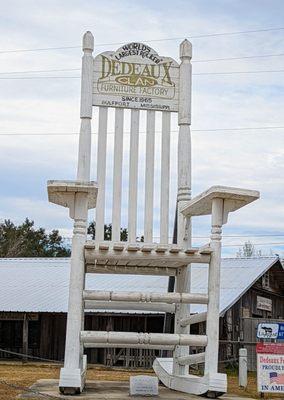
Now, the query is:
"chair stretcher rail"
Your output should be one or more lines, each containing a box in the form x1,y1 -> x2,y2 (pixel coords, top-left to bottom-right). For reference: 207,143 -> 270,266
80,331 -> 207,350
83,290 -> 208,304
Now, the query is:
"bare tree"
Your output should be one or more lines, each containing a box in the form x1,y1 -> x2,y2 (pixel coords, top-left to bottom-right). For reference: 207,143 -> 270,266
236,241 -> 262,258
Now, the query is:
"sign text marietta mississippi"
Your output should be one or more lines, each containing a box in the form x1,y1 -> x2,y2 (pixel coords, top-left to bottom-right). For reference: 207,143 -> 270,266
93,43 -> 179,111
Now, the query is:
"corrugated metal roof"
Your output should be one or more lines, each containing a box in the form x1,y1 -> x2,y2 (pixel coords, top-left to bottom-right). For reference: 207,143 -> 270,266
0,257 -> 280,315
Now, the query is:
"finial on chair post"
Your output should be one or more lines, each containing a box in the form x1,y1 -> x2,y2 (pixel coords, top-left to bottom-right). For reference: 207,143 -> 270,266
77,30 -> 94,180
82,31 -> 94,52
180,39 -> 192,60
178,39 -> 192,126
177,37 -> 192,209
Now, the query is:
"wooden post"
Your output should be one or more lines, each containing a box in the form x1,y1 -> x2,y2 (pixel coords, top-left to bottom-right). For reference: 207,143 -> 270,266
204,198 -> 223,375
239,348 -> 248,388
59,31 -> 94,393
173,39 -> 192,376
22,314 -> 28,363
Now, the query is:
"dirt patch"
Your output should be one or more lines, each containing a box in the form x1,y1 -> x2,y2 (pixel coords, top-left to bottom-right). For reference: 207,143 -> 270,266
0,362 -> 282,399
0,362 -> 59,400
0,362 -> 154,400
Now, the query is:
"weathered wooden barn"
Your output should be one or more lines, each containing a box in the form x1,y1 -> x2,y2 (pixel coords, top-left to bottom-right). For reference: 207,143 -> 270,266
0,256 -> 283,370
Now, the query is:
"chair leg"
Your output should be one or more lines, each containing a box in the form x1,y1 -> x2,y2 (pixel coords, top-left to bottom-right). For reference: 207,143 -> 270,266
59,207 -> 88,394
205,198 -> 223,377
173,266 -> 190,375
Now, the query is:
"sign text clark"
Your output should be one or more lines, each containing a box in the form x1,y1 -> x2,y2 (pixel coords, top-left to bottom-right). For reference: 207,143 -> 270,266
93,43 -> 179,112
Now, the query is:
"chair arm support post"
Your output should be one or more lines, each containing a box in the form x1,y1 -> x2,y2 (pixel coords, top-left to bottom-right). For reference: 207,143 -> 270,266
205,197 -> 223,375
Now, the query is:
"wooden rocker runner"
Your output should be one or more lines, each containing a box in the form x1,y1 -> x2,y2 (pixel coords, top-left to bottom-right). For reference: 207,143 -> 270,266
47,31 -> 259,397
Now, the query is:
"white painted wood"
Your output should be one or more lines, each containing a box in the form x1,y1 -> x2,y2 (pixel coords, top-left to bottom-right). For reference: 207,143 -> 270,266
81,331 -> 207,347
61,194 -> 89,371
128,109 -> 140,242
96,107 -> 108,242
239,348 -> 248,388
173,40 -> 192,377
153,358 -> 227,396
178,352 -> 205,366
86,264 -> 178,276
173,263 -> 191,376
84,343 -> 175,350
180,312 -> 207,327
204,198 -> 223,376
84,247 -> 211,266
55,33 -> 256,398
160,111 -> 171,244
47,180 -> 97,214
144,110 -> 155,242
177,40 -> 192,247
92,43 -> 179,112
84,301 -> 175,313
77,32 -> 94,181
85,240 -> 199,252
77,119 -> 92,181
83,290 -> 208,304
181,186 -> 260,218
59,33 -> 94,394
112,108 -> 124,242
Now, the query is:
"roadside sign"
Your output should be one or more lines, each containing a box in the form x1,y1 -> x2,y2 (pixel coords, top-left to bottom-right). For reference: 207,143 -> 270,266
93,42 -> 180,112
257,322 -> 284,339
257,343 -> 284,354
257,343 -> 284,394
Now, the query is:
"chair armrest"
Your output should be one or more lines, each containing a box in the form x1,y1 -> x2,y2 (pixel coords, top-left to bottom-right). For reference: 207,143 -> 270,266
181,185 -> 259,218
47,180 -> 98,209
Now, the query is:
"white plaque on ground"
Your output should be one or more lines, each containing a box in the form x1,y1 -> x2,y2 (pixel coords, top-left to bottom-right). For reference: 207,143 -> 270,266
130,375 -> 159,396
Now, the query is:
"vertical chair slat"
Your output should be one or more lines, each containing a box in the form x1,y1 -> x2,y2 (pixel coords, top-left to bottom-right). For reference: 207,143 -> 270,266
112,108 -> 124,242
160,111 -> 171,244
128,110 -> 140,242
96,107 -> 108,242
144,110 -> 155,242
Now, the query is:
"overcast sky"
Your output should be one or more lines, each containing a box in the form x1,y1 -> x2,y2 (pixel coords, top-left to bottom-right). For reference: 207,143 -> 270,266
0,0 -> 284,256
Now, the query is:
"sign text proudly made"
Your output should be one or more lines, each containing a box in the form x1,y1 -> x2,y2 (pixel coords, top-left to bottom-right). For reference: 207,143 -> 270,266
93,43 -> 179,112
257,343 -> 284,394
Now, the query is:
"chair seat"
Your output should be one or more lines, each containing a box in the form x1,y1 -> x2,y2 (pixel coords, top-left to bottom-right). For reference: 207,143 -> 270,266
84,241 -> 212,275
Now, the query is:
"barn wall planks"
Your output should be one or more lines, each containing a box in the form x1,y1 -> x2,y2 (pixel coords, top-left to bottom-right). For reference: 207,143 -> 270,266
0,312 -> 163,367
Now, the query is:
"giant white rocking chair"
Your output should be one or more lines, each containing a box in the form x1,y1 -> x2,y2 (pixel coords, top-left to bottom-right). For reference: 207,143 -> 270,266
47,31 -> 259,397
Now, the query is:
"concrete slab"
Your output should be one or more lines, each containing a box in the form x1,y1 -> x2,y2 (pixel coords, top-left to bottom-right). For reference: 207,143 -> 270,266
18,379 -> 254,400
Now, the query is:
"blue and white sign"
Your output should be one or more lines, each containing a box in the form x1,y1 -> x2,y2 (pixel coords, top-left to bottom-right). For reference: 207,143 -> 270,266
257,323 -> 284,340
278,324 -> 284,340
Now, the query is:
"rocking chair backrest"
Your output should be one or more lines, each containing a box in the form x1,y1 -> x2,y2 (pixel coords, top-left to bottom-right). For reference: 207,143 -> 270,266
92,40 -> 192,245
